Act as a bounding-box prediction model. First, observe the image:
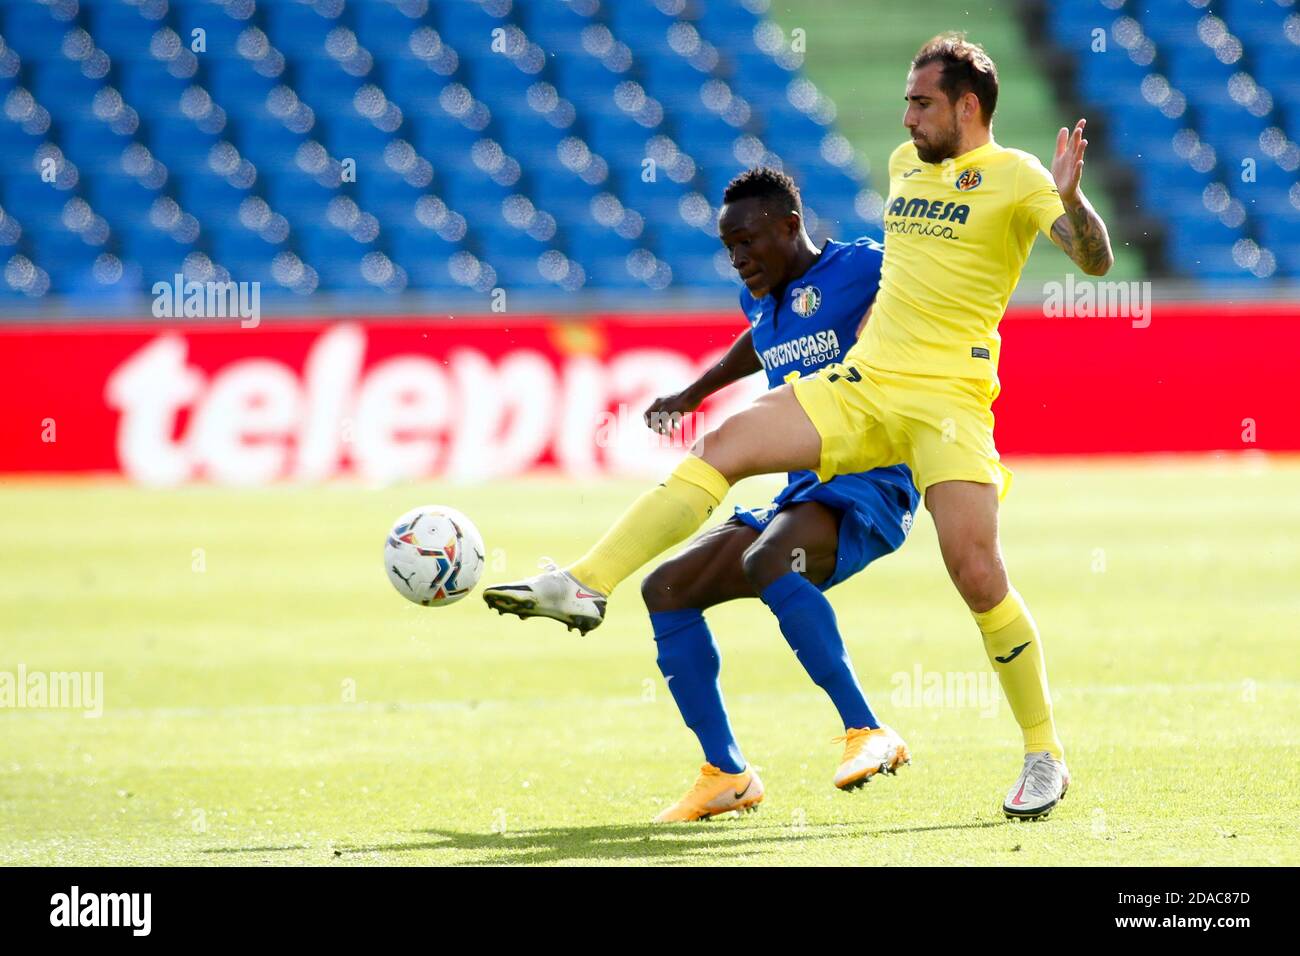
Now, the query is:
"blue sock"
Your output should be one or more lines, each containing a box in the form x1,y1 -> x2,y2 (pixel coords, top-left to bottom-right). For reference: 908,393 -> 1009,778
760,572 -> 878,731
651,609 -> 746,774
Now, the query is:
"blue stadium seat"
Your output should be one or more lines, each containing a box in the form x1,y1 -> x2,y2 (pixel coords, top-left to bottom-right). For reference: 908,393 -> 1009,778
352,0 -> 429,58
1132,0 -> 1202,49
32,62 -> 103,120
87,173 -> 162,227
1075,51 -> 1150,110
1165,46 -> 1239,99
640,54 -> 712,111
300,228 -> 377,291
3,180 -> 71,229
59,121 -> 135,175
436,0 -> 511,57
583,253 -> 651,290
0,119 -> 44,172
291,61 -> 365,114
206,60 -> 280,117
691,0 -> 763,54
487,254 -> 554,291
607,2 -> 676,57
722,52 -> 796,105
118,60 -> 191,118
31,227 -> 103,290
516,0 -> 595,56
322,115 -> 393,170
266,173 -> 340,228
86,2 -> 159,61
171,0 -> 250,59
119,224 -> 197,279
463,54 -> 537,115
552,53 -> 624,112
0,3 -> 70,61
234,117 -> 308,175
1219,0 -> 1294,48
585,113 -> 657,170
1169,241 -> 1252,280
176,172 -> 252,229
264,2 -> 342,59
146,117 -> 221,170
407,114 -> 483,166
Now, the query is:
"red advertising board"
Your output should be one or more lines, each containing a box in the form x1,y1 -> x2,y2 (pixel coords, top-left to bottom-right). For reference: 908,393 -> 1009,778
0,303 -> 1295,483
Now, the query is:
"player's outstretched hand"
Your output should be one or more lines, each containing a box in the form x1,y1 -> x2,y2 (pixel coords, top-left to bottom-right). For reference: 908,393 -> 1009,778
643,391 -> 700,435
1052,118 -> 1088,206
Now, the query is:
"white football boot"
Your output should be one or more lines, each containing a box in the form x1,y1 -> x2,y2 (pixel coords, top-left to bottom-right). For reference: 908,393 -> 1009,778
481,560 -> 607,634
1002,751 -> 1070,820
832,725 -> 911,790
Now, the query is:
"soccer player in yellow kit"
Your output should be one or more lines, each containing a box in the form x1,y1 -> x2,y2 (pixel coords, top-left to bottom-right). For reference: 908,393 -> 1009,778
485,34 -> 1114,820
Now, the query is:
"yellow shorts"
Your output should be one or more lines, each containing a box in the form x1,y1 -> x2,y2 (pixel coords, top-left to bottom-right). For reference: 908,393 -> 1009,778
791,356 -> 1013,499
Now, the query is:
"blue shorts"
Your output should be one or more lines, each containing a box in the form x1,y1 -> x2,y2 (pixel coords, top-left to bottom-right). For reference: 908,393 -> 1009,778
731,465 -> 919,591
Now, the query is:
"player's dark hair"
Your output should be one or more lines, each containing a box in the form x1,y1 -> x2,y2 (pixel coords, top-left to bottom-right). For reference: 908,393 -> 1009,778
912,33 -> 999,124
722,166 -> 803,217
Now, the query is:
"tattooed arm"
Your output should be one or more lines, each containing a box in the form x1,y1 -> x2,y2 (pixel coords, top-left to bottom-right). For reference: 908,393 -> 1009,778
1049,119 -> 1114,276
1051,195 -> 1113,276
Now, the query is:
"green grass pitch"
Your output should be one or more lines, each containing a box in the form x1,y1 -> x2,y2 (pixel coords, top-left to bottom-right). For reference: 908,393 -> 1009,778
2,457 -> 1298,866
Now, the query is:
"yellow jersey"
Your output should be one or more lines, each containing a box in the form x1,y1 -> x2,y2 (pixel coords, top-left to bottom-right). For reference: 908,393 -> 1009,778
851,139 -> 1066,381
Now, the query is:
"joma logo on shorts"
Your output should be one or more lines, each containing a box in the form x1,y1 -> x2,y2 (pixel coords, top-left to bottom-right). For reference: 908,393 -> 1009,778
886,196 -> 971,223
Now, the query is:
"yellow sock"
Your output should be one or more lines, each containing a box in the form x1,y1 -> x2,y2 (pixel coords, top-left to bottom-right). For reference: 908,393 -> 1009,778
974,588 -> 1064,759
566,455 -> 731,596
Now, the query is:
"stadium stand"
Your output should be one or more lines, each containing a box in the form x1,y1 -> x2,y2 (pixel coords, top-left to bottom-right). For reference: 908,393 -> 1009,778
1039,0 -> 1300,281
0,0 -> 881,302
1,0 -> 1294,304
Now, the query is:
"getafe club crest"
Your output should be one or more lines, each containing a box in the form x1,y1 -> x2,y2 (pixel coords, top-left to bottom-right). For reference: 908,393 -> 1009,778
955,168 -> 983,191
791,285 -> 821,317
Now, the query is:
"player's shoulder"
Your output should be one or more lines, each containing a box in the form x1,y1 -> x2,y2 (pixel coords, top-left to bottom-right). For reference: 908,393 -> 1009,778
997,144 -> 1052,175
830,235 -> 885,261
821,236 -> 884,277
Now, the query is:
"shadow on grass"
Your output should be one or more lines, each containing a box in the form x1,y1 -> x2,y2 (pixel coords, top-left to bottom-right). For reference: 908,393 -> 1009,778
196,817 -> 1011,865
332,817 -> 1011,865
868,821 -> 1008,836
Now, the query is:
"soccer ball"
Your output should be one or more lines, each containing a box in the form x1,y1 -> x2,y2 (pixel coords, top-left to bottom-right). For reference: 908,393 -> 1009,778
384,506 -> 485,607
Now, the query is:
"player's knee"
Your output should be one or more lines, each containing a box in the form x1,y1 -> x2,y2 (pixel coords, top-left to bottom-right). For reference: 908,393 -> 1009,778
641,563 -> 691,614
741,538 -> 794,591
949,551 -> 1007,612
690,423 -> 748,483
743,534 -> 834,592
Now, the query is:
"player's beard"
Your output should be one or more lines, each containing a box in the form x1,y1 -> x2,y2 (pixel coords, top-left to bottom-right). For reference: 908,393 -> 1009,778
914,115 -> 961,164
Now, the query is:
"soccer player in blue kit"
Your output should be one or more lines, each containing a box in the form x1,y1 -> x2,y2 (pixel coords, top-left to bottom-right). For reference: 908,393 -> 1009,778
639,169 -> 920,821
490,168 -> 920,822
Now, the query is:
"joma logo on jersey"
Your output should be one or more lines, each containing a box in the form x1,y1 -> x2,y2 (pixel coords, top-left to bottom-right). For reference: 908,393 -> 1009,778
790,285 -> 821,317
886,196 -> 971,223
955,168 -> 983,191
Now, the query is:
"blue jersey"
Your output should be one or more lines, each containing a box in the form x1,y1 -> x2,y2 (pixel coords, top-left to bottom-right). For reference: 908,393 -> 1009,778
743,236 -> 884,389
737,237 -> 918,551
